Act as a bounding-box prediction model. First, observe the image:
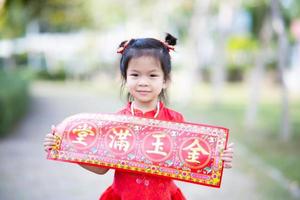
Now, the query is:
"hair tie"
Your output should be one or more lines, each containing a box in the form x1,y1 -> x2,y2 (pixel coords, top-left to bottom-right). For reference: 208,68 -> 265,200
159,40 -> 175,52
117,38 -> 175,54
117,40 -> 130,54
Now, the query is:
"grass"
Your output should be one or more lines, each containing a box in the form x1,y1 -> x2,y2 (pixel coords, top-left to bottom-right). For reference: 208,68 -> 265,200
172,83 -> 300,199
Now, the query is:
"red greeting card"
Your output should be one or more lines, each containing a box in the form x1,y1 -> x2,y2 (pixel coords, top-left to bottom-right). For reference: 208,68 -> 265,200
47,113 -> 229,188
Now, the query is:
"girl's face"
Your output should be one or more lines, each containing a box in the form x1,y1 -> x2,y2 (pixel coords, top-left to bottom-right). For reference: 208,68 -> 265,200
126,56 -> 167,110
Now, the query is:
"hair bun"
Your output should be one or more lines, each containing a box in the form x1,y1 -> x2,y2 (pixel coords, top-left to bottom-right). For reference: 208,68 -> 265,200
165,33 -> 177,46
119,40 -> 128,48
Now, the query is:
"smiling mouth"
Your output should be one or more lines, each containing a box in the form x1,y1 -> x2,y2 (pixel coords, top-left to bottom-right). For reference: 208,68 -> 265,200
137,90 -> 151,94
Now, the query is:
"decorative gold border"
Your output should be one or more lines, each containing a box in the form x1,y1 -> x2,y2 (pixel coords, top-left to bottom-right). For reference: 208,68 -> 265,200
48,113 -> 229,188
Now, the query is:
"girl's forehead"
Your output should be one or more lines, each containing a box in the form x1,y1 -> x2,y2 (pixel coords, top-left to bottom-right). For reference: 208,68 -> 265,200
127,56 -> 162,71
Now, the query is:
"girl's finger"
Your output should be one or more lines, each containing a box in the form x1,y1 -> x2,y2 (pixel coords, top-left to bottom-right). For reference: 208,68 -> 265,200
222,150 -> 234,156
44,137 -> 56,141
43,141 -> 56,146
222,151 -> 234,157
224,162 -> 232,168
45,135 -> 56,139
221,157 -> 233,162
43,140 -> 56,144
43,142 -> 55,146
45,133 -> 55,138
222,155 -> 233,160
223,148 -> 234,153
226,143 -> 234,149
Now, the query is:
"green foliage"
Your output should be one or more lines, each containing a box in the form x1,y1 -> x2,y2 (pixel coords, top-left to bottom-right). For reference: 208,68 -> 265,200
34,67 -> 67,81
0,0 -> 92,38
244,1 -> 270,37
282,0 -> 300,19
227,35 -> 258,51
38,1 -> 92,32
0,0 -> 28,37
0,70 -> 30,137
244,0 -> 299,39
243,102 -> 300,188
226,36 -> 258,82
12,53 -> 28,66
0,0 -> 47,37
87,0 -> 127,29
170,0 -> 194,41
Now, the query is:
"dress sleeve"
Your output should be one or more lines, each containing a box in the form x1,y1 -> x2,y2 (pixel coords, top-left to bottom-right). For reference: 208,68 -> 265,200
165,109 -> 185,123
116,108 -> 129,115
174,112 -> 184,123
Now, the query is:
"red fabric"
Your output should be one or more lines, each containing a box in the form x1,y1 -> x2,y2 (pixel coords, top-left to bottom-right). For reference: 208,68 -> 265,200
99,102 -> 186,200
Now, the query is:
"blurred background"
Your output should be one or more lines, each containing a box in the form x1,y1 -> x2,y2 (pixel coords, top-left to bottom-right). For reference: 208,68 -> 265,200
0,0 -> 299,199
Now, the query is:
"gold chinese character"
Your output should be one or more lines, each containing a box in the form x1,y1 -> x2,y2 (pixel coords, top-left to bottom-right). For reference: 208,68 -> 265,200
183,139 -> 209,163
146,133 -> 167,156
72,124 -> 95,146
109,128 -> 132,152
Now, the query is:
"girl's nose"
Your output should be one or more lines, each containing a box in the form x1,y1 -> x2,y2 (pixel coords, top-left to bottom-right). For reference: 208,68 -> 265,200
137,77 -> 149,86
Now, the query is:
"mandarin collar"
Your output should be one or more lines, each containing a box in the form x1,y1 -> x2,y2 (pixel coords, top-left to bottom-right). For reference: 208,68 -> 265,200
125,101 -> 164,116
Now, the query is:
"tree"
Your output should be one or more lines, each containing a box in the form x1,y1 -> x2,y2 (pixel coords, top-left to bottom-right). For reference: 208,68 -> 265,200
175,0 -> 211,105
270,0 -> 291,141
211,0 -> 238,106
0,0 -> 92,38
245,0 -> 292,140
245,7 -> 273,129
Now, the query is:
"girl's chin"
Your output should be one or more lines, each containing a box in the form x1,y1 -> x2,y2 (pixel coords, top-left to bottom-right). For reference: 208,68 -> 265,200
134,99 -> 153,104
134,94 -> 151,101
133,98 -> 157,105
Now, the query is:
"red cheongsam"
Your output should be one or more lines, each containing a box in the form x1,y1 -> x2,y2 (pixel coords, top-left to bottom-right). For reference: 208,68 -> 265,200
99,101 -> 186,200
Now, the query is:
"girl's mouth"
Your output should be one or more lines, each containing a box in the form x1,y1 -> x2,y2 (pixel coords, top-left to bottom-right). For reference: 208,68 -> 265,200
137,90 -> 151,95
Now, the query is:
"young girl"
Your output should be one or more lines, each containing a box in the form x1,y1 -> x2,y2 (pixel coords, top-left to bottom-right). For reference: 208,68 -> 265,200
44,33 -> 234,200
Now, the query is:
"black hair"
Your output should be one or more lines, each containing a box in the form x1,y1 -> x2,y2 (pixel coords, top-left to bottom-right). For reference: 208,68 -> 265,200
118,33 -> 177,103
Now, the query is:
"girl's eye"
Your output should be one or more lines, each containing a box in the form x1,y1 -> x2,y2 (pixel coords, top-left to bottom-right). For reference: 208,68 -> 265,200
130,73 -> 138,77
150,74 -> 158,77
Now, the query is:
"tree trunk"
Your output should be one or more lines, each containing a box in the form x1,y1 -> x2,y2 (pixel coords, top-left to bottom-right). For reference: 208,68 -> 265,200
211,1 -> 236,106
177,0 -> 210,105
245,14 -> 273,129
270,0 -> 291,141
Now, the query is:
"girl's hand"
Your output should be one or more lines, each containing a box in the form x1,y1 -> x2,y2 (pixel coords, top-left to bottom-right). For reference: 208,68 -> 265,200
43,125 -> 57,152
221,143 -> 234,169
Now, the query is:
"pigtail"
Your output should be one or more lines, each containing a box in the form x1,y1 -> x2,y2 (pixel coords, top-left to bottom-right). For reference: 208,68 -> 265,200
117,40 -> 131,54
165,33 -> 177,46
119,40 -> 128,48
